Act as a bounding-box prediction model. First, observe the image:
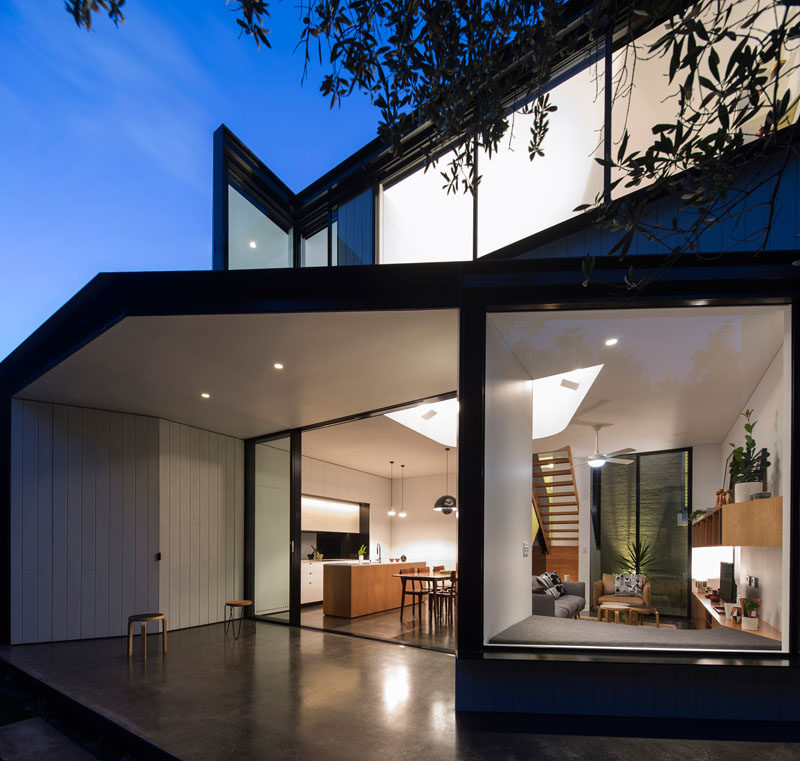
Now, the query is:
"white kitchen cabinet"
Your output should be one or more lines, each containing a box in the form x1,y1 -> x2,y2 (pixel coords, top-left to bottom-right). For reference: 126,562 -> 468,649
301,560 -> 325,604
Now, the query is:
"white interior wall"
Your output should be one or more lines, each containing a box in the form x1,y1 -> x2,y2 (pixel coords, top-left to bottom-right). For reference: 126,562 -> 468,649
484,321 -> 534,641
574,455 -> 592,601
157,420 -> 244,630
10,401 -> 160,644
389,473 -> 458,568
692,443 -> 722,513
301,454 -> 391,558
718,340 -> 787,634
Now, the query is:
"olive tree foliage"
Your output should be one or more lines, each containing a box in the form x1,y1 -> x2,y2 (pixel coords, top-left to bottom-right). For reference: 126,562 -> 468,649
67,0 -> 800,289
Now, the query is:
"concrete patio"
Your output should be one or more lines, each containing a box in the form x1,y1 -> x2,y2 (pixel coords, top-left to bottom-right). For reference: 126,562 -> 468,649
0,621 -> 799,761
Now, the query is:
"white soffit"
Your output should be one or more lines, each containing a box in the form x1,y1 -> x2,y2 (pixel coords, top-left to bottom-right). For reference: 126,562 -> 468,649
18,310 -> 458,440
532,364 -> 603,439
384,397 -> 458,447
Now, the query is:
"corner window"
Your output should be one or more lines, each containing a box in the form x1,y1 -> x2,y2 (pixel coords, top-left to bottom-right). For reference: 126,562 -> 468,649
228,185 -> 292,270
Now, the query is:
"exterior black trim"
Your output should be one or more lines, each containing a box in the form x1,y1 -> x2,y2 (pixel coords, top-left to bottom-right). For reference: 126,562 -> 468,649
290,429 -> 302,627
457,305 -> 486,658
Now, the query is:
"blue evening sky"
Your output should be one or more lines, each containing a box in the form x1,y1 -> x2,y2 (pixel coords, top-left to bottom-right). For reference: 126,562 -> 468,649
0,0 -> 380,360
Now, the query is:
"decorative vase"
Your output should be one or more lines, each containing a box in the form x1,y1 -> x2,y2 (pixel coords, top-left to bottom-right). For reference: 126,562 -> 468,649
734,481 -> 762,503
741,615 -> 759,631
723,602 -> 736,619
358,554 -> 364,562
400,554 -> 407,562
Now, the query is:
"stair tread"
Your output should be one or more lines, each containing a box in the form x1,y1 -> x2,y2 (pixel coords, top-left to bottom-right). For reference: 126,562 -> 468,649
533,469 -> 573,477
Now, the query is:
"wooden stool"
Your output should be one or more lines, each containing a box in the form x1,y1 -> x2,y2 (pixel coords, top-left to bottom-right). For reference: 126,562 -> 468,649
225,600 -> 255,639
128,613 -> 167,660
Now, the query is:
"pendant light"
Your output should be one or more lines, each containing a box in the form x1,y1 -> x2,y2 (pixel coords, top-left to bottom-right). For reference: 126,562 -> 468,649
398,464 -> 407,518
387,461 -> 396,517
433,447 -> 457,515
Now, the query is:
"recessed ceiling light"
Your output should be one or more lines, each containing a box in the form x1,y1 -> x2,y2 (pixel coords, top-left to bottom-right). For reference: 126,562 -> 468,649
604,338 -> 618,347
201,393 -> 211,399
273,362 -> 284,370
249,241 -> 257,249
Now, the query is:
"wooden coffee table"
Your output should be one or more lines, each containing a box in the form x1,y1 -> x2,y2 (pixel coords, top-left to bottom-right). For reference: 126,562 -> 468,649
627,606 -> 660,627
597,603 -> 631,624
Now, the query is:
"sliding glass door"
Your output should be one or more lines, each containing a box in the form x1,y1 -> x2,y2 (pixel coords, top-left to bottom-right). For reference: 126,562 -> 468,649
252,434 -> 300,623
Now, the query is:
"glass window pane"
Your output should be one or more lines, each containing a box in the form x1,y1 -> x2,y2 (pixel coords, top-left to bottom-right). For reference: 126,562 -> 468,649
331,218 -> 339,266
336,189 -> 374,265
301,228 -> 328,267
255,438 -> 291,621
228,185 -> 292,269
381,151 -> 473,264
477,59 -> 605,256
638,450 -> 688,616
611,6 -> 795,199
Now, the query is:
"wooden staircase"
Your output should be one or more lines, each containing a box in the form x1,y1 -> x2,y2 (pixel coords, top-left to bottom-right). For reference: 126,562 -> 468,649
531,446 -> 580,580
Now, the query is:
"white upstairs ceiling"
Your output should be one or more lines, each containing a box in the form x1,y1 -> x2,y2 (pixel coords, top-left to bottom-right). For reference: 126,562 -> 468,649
490,306 -> 787,458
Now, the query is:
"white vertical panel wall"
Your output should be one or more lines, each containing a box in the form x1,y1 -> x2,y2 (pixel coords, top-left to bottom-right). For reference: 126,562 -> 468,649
483,321 -> 534,642
158,421 -> 244,631
10,401 -> 160,644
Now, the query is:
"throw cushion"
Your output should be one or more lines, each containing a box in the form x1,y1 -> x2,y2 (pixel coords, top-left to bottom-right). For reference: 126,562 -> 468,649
536,572 -> 562,589
614,573 -> 644,597
602,573 -> 615,595
545,583 -> 566,599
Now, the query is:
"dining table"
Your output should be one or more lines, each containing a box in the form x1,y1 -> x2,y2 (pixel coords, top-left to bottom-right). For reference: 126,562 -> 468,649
392,570 -> 458,622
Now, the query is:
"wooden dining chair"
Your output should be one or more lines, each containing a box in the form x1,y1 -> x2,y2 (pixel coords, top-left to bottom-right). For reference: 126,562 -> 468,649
400,567 -> 430,621
431,571 -> 457,623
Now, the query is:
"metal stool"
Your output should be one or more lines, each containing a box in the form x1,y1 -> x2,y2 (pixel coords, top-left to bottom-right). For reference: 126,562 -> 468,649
224,600 -> 255,639
127,613 -> 167,660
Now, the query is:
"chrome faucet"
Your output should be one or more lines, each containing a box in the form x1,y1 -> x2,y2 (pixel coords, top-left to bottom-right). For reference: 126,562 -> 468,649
376,542 -> 382,562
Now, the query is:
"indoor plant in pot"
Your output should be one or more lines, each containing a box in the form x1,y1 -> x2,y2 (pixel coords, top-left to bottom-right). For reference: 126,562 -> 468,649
729,409 -> 770,503
740,597 -> 761,631
357,544 -> 367,562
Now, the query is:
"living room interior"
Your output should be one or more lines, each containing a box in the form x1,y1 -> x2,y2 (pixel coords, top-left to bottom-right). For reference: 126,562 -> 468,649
483,305 -> 790,652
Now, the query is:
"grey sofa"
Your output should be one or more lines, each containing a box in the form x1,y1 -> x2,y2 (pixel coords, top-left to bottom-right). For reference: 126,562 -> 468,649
532,576 -> 586,618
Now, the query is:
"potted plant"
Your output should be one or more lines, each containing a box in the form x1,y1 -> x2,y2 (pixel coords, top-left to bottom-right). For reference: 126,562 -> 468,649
729,409 -> 770,503
311,545 -> 323,561
740,597 -> 761,631
357,544 -> 367,562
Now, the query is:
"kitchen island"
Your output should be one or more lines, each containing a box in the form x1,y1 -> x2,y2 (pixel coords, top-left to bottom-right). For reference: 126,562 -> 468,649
323,561 -> 426,618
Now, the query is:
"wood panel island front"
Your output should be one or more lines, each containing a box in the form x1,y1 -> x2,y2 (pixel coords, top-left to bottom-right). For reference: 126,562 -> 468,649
323,561 -> 427,618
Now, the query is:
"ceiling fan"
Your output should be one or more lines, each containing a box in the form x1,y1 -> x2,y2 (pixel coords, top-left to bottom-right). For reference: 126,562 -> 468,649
587,423 -> 635,468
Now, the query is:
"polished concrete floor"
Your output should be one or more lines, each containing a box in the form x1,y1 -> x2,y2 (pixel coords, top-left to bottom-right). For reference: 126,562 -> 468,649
1,622 -> 800,761
299,601 -> 456,652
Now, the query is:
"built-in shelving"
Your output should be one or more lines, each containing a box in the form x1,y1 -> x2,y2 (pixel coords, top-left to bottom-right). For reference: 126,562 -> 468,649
691,496 -> 782,548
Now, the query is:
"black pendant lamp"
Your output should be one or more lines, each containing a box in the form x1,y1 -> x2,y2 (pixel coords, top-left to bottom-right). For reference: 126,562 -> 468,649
433,447 -> 457,515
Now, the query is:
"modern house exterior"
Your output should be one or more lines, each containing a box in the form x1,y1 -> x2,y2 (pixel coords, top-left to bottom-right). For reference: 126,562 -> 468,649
3,2 -> 800,725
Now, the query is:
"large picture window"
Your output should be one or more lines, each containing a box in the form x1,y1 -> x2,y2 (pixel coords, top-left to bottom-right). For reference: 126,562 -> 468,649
483,305 -> 790,653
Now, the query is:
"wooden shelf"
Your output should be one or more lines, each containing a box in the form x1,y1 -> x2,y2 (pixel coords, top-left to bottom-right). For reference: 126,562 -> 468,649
691,497 -> 782,548
691,588 -> 781,642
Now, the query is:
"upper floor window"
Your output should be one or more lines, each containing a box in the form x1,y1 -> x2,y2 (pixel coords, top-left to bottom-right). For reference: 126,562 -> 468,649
227,185 -> 292,270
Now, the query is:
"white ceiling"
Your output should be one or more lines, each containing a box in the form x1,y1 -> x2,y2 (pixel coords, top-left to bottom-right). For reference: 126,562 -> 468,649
19,310 -> 458,440
491,306 -> 787,459
303,414 -> 457,478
